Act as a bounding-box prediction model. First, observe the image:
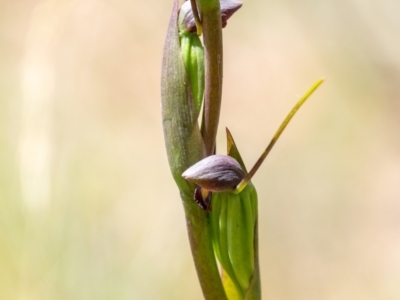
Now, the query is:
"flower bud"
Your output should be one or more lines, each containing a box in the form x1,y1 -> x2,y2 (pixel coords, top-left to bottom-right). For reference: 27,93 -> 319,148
182,154 -> 245,192
220,0 -> 243,28
179,31 -> 204,119
178,1 -> 196,33
178,0 -> 243,33
211,183 -> 257,296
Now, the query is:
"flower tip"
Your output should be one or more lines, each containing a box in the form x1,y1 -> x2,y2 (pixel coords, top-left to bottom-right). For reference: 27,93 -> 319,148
181,169 -> 190,179
221,0 -> 243,27
179,1 -> 196,32
179,0 -> 243,32
182,155 -> 245,192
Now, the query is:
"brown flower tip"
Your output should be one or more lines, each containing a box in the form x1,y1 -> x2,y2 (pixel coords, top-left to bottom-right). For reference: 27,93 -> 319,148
179,1 -> 196,32
182,155 -> 245,192
179,0 -> 242,32
220,0 -> 243,28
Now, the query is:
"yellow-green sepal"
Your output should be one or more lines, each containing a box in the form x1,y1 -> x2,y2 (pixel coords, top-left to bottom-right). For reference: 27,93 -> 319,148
211,192 -> 244,298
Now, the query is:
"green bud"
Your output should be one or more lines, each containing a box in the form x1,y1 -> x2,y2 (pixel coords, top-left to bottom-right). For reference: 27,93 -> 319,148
227,184 -> 256,291
178,2 -> 205,119
211,191 -> 241,292
211,183 -> 257,297
179,31 -> 204,119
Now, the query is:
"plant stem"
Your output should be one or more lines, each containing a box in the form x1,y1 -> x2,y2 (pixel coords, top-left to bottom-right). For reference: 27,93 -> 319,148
190,0 -> 203,35
192,1 -> 227,298
197,0 -> 223,156
161,0 -> 227,299
163,0 -> 254,298
182,193 -> 228,300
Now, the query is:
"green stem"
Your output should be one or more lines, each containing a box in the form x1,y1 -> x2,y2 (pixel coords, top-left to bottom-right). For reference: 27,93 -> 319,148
182,192 -> 228,300
192,1 -> 227,298
161,1 -> 227,299
197,0 -> 223,156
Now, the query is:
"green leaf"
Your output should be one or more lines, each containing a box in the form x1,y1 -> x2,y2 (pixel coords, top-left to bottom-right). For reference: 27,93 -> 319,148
161,0 -> 204,194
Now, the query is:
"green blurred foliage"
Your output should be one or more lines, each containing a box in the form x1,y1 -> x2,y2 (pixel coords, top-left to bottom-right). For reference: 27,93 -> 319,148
0,0 -> 399,299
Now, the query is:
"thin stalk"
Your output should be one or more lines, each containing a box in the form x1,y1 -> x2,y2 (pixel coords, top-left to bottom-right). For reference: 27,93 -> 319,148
197,0 -> 223,156
235,78 -> 324,193
192,1 -> 227,298
190,0 -> 203,35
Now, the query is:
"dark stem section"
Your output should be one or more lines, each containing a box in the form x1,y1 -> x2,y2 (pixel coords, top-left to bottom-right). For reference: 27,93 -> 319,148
190,0 -> 203,35
198,0 -> 223,156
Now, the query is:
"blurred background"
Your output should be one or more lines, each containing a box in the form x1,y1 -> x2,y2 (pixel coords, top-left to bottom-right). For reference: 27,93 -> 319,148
1,0 -> 400,299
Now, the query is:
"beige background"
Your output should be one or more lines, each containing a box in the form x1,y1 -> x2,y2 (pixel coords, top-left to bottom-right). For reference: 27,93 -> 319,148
1,0 -> 400,299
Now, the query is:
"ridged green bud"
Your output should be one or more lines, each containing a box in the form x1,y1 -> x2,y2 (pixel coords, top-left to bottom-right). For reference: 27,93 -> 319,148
178,3 -> 205,119
178,31 -> 204,119
211,183 -> 257,297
